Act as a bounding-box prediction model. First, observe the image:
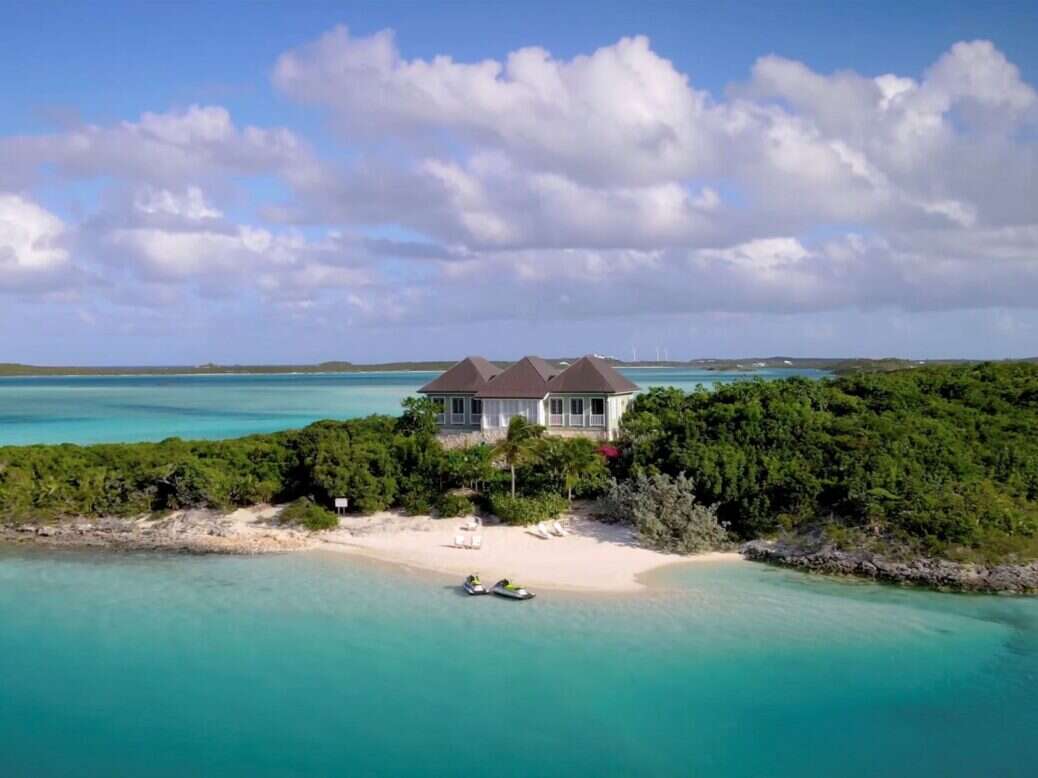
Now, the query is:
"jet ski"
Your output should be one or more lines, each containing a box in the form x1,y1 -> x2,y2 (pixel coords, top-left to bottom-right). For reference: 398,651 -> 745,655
464,574 -> 488,596
492,579 -> 536,600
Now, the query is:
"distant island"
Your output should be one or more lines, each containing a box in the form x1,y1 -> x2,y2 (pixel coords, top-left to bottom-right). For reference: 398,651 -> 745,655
2,356 -> 1036,378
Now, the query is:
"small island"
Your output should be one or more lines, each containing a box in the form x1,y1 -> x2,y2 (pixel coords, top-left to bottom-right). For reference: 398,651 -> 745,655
2,361 -> 1037,593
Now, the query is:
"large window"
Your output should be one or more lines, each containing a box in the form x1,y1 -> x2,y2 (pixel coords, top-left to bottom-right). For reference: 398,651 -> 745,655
549,398 -> 563,426
451,397 -> 466,424
471,398 -> 482,419
590,397 -> 605,426
569,397 -> 584,426
432,397 -> 446,423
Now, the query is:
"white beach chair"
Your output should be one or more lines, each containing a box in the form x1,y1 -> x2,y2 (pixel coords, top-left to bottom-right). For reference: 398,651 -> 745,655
454,534 -> 466,549
534,523 -> 552,540
552,520 -> 568,537
471,535 -> 482,550
459,519 -> 476,532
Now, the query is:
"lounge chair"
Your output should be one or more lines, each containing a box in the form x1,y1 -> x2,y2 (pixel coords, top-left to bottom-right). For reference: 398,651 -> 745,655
454,534 -> 466,549
552,520 -> 568,537
471,535 -> 482,550
534,523 -> 552,540
459,519 -> 477,532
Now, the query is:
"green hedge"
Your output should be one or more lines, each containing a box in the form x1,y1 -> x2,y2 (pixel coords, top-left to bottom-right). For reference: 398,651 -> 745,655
489,492 -> 568,526
435,492 -> 474,518
278,497 -> 340,531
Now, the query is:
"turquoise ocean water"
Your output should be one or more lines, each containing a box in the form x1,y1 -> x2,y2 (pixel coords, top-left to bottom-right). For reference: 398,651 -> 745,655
0,367 -> 827,446
9,364 -> 1031,777
1,548 -> 1036,777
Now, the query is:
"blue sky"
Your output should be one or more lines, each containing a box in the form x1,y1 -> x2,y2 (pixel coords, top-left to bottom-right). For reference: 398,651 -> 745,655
1,1 -> 1037,364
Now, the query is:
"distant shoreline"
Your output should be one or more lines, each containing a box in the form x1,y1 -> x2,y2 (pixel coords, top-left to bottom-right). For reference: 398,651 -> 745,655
2,356 -> 1026,379
0,369 -> 444,380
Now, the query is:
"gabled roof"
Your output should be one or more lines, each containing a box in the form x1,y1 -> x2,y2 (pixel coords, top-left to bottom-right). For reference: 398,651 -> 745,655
474,356 -> 558,399
418,356 -> 501,394
548,355 -> 639,394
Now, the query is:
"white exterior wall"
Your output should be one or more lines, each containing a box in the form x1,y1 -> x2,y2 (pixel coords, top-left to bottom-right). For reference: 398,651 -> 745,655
606,394 -> 634,438
480,398 -> 545,430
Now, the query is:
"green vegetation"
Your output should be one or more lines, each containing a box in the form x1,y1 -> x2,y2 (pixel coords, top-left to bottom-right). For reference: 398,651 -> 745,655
278,497 -> 340,531
599,473 -> 729,553
488,493 -> 569,526
0,397 -> 606,529
492,417 -> 545,498
614,362 -> 1038,562
435,492 -> 474,518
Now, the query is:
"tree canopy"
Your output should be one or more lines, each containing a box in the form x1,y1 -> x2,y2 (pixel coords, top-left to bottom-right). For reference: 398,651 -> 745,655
614,362 -> 1038,561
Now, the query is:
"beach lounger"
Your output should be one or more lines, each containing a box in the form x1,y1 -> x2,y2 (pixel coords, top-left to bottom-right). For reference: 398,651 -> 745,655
534,523 -> 552,540
454,534 -> 465,549
459,519 -> 476,531
471,535 -> 482,550
552,521 -> 567,537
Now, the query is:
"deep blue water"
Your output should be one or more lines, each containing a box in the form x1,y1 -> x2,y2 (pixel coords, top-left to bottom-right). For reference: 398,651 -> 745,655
0,367 -> 828,445
1,549 -> 1035,777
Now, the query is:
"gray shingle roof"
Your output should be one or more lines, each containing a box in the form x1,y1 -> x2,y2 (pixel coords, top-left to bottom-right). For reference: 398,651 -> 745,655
474,356 -> 558,399
422,354 -> 639,400
417,356 -> 501,394
548,355 -> 639,394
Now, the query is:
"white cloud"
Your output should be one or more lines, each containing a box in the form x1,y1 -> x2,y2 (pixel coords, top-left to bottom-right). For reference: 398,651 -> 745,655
4,30 -> 1038,341
1,105 -> 305,190
0,194 -> 73,291
274,27 -> 718,186
133,186 -> 222,221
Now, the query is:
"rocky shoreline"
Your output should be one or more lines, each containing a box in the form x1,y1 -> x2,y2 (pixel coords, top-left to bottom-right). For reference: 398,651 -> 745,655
0,509 -> 314,555
742,539 -> 1038,594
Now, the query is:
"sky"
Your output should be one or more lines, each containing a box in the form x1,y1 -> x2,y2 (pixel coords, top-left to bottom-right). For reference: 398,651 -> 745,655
1,1 -> 1037,365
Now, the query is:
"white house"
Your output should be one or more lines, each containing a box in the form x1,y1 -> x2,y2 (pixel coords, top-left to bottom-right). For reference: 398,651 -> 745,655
417,355 -> 639,439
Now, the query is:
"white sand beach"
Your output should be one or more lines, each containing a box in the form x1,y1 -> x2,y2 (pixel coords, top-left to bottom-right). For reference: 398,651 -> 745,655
311,510 -> 742,592
6,505 -> 743,592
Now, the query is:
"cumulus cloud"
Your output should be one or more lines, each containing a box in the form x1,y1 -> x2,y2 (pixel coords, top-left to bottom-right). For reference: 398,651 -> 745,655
3,27 -> 1037,346
266,28 -> 1038,328
0,105 -> 305,190
274,28 -> 716,186
0,193 -> 74,291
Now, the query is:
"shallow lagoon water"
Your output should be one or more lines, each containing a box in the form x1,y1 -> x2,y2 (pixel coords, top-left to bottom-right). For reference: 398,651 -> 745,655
1,548 -> 1035,777
0,367 -> 827,446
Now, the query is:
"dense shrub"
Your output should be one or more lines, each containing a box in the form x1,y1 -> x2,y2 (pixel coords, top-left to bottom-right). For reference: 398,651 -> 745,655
435,492 -> 474,518
0,413 -> 433,522
599,473 -> 729,553
399,490 -> 435,516
489,492 -> 568,525
278,497 -> 340,531
616,362 -> 1038,559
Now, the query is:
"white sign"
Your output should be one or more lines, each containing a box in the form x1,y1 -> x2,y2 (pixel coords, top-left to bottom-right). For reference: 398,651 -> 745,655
334,498 -> 349,509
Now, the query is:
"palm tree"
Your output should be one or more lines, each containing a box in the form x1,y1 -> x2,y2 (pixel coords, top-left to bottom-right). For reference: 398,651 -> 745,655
493,416 -> 544,498
559,437 -> 604,501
